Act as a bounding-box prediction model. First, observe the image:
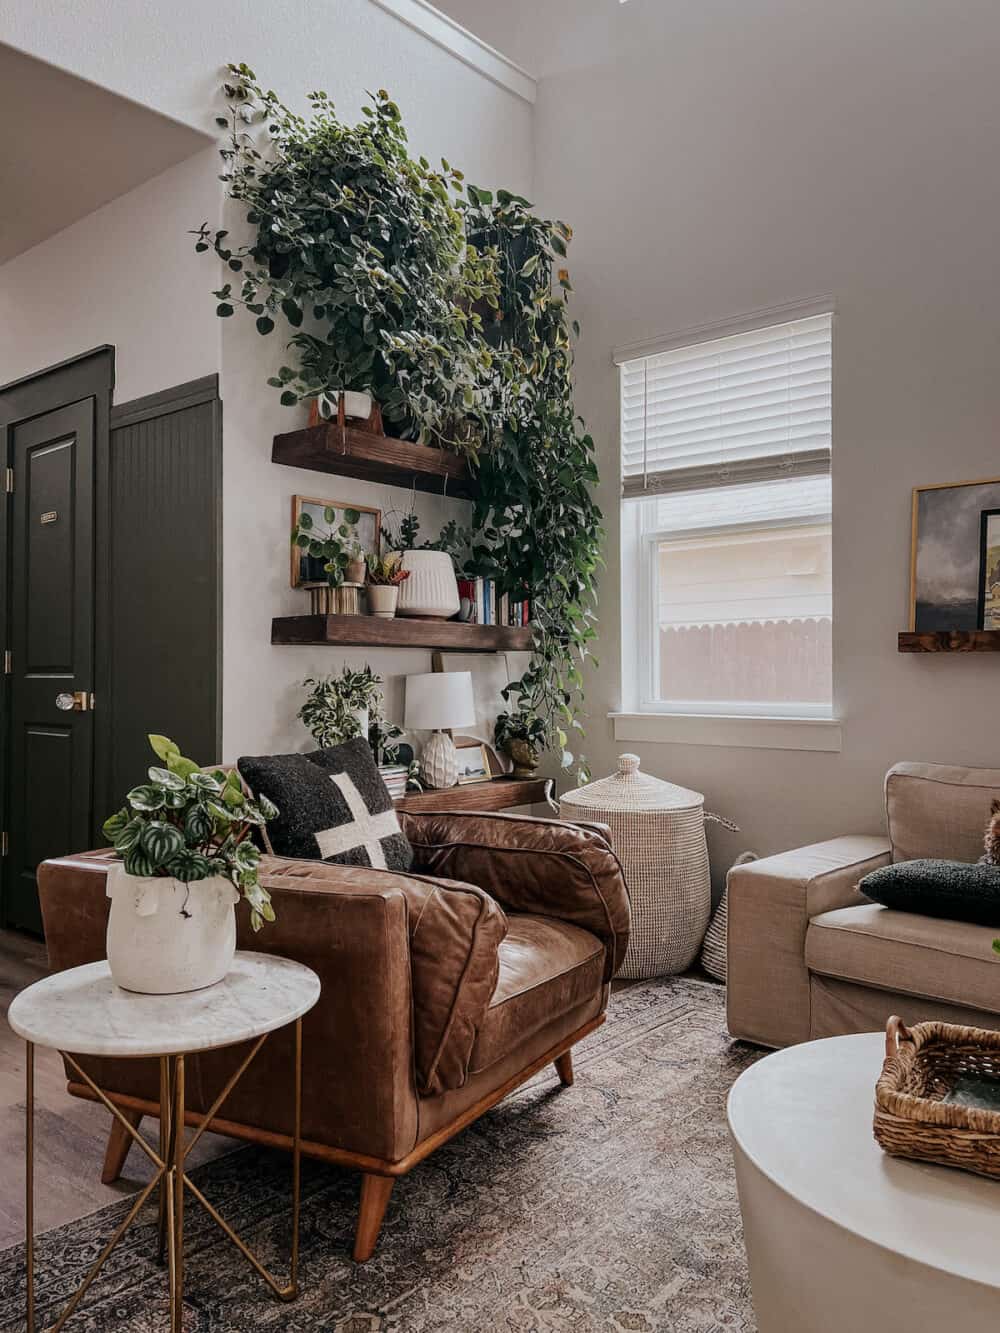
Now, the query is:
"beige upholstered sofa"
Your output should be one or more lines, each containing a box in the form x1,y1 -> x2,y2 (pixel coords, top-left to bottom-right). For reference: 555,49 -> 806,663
727,762 -> 1000,1048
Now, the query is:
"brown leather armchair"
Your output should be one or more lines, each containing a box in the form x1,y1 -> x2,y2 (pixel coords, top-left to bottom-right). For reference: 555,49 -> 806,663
38,810 -> 630,1260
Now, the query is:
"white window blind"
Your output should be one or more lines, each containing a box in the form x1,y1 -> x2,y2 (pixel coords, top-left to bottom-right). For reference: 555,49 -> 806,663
620,312 -> 832,500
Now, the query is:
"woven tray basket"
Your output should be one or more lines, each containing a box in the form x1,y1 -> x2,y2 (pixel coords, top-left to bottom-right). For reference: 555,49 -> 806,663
874,1015 -> 1000,1179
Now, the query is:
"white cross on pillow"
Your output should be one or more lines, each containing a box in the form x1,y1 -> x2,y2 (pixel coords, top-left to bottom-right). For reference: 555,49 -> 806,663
314,772 -> 401,869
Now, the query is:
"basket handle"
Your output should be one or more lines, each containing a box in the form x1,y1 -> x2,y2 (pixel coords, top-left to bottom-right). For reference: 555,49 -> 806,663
885,1014 -> 911,1058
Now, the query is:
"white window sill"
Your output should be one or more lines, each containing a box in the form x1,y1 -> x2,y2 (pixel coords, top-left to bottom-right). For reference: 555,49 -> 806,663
609,712 -> 842,753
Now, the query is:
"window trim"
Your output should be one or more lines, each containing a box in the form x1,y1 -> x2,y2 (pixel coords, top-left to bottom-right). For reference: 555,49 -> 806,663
609,711 -> 843,753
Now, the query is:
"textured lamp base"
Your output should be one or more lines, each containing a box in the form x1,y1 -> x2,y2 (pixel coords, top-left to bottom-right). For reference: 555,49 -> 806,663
422,731 -> 458,789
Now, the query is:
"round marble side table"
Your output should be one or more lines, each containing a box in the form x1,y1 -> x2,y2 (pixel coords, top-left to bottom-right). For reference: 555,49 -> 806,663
728,1032 -> 1000,1333
8,950 -> 321,1333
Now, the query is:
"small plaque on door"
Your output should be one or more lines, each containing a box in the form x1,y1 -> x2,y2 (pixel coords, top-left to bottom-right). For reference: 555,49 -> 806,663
40,511 -> 58,525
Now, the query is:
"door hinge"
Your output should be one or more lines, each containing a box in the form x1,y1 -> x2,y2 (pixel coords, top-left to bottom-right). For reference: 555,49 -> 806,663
1,832 -> 7,857
4,467 -> 12,494
3,649 -> 10,675
89,692 -> 96,711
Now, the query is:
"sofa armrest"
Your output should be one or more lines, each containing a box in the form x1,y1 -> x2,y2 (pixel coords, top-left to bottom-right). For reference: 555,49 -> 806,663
400,810 -> 631,981
726,835 -> 891,1048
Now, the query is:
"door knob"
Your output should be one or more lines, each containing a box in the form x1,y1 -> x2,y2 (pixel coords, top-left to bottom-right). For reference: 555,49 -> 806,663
55,691 -> 90,712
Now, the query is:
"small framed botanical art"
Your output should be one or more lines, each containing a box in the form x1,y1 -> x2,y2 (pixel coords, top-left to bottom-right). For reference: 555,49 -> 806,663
455,741 -> 491,785
978,509 -> 1000,631
909,477 -> 1000,631
290,495 -> 380,587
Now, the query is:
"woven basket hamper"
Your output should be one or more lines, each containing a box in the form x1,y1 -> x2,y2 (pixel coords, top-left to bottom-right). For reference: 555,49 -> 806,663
560,754 -> 713,979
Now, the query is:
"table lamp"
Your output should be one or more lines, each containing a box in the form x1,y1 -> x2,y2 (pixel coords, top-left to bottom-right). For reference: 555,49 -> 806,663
404,671 -> 476,788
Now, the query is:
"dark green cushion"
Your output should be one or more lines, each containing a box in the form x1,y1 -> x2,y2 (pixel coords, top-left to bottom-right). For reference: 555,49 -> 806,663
859,858 -> 1000,926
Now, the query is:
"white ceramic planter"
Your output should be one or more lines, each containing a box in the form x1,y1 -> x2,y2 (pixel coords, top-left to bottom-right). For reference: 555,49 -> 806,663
105,863 -> 239,994
318,390 -> 373,422
396,550 -> 460,619
350,706 -> 370,739
367,585 -> 399,618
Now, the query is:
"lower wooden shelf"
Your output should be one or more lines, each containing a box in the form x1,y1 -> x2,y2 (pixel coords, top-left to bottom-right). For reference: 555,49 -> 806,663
272,614 -> 533,652
395,777 -> 553,813
898,630 -> 1000,653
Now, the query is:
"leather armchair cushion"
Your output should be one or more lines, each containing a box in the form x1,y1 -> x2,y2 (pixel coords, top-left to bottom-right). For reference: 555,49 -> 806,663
470,915 -> 605,1074
401,811 -> 631,981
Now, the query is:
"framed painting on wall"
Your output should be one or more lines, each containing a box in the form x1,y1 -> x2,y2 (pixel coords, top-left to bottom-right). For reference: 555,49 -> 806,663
290,495 -> 381,587
978,509 -> 1000,630
909,477 -> 1000,631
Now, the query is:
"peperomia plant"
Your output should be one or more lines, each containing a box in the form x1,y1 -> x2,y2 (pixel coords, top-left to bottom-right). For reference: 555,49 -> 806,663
102,735 -> 277,931
299,666 -> 384,748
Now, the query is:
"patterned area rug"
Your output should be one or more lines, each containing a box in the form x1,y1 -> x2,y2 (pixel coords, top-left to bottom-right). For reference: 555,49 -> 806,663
0,976 -> 761,1331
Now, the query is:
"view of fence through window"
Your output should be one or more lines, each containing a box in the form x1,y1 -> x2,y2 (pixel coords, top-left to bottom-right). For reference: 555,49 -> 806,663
656,522 -> 832,706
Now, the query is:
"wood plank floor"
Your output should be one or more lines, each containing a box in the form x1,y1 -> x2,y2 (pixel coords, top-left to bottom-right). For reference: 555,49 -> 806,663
0,929 -> 235,1251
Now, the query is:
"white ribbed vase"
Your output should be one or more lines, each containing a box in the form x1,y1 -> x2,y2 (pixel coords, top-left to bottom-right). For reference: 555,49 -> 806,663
560,753 -> 711,979
421,731 -> 458,789
396,551 -> 460,619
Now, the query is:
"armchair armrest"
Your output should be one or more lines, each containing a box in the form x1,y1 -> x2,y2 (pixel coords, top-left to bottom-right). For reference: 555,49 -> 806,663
400,810 -> 631,981
726,835 -> 891,1048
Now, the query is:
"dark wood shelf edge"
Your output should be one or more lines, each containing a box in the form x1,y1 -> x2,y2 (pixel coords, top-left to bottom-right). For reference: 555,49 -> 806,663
898,630 -> 1000,653
395,777 -> 553,813
272,423 -> 478,499
271,614 -> 533,652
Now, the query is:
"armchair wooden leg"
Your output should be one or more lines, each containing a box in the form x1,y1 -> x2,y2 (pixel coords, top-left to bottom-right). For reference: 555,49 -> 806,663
101,1108 -> 143,1184
353,1173 -> 395,1262
554,1050 -> 574,1087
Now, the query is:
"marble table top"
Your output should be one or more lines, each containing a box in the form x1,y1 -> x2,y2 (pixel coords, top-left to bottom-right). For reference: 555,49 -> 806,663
7,952 -> 321,1057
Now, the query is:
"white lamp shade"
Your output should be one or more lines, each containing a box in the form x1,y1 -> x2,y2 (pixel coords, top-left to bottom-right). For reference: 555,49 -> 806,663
404,671 -> 476,732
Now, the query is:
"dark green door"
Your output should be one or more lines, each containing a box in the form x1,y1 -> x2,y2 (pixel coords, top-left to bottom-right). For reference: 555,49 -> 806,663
6,400 -> 96,931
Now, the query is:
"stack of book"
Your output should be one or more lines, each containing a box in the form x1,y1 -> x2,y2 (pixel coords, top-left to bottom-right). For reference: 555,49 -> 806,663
458,577 -> 531,627
379,765 -> 410,801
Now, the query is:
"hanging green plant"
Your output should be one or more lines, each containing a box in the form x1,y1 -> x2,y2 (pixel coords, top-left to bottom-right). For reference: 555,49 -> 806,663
193,64 -> 501,457
464,190 -> 604,778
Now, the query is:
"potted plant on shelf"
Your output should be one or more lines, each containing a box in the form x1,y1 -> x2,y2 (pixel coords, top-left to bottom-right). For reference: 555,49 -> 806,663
101,735 -> 277,995
292,506 -> 365,609
299,666 -> 384,747
381,506 -> 461,620
365,552 -> 409,618
495,710 -> 547,779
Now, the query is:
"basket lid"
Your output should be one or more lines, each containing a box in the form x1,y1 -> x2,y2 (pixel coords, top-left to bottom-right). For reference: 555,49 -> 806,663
560,754 -> 704,812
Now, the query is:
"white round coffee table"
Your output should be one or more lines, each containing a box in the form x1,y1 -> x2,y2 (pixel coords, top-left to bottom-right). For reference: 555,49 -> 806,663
8,951 -> 321,1333
728,1033 -> 1000,1332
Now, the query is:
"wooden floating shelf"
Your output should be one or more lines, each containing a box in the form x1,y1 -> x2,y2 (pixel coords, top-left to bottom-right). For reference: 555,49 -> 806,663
272,423 -> 477,499
395,777 -> 552,813
271,614 -> 533,652
898,630 -> 1000,653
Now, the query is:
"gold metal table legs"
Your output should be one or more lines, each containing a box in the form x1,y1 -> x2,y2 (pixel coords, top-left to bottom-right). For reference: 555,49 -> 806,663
24,1019 -> 303,1331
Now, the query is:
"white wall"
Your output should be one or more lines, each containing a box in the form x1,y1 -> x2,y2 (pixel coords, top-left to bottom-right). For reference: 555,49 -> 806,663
3,0 -> 534,760
0,149 -> 221,402
523,0 -> 1000,877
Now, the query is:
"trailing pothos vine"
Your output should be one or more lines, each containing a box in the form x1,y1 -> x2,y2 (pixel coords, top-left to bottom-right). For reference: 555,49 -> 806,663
195,67 -> 603,778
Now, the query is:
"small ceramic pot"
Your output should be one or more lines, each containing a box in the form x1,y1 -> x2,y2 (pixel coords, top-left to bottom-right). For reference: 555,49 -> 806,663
396,551 -> 460,619
345,558 -> 367,585
367,585 -> 399,618
507,739 -> 540,779
105,863 -> 239,994
317,390 -> 374,422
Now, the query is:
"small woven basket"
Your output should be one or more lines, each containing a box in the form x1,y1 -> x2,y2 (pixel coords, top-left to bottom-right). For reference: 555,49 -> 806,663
874,1015 -> 1000,1179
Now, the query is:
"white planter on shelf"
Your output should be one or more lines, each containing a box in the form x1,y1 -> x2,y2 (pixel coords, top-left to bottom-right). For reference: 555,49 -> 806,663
350,706 -> 370,738
367,585 -> 399,618
396,551 -> 460,619
317,390 -> 374,422
105,863 -> 238,995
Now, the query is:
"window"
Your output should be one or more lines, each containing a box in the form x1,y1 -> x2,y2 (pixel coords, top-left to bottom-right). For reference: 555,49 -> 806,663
619,310 -> 833,720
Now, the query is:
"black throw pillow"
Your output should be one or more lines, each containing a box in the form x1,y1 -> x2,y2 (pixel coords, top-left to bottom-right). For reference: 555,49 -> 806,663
859,858 -> 1000,927
239,738 -> 412,871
